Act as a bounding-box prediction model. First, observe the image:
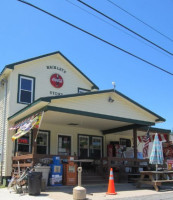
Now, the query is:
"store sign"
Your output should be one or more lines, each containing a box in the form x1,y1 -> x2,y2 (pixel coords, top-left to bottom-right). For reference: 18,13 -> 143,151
50,73 -> 64,88
18,138 -> 29,144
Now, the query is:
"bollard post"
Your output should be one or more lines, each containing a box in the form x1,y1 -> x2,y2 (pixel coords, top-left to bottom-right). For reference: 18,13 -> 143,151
73,167 -> 86,200
78,167 -> 82,187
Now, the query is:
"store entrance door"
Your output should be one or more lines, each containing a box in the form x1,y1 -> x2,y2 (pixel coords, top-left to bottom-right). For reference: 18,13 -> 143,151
78,135 -> 103,159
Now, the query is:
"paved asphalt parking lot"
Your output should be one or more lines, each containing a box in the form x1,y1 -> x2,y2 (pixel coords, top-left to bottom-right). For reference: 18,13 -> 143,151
1,183 -> 173,200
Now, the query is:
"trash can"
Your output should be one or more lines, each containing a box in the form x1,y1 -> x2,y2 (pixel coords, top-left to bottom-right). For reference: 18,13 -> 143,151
28,172 -> 42,195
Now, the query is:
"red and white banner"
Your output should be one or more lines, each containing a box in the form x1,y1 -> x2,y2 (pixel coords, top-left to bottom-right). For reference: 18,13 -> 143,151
138,134 -> 168,143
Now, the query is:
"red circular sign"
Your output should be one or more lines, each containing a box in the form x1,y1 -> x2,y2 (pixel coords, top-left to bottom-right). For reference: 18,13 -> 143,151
50,74 -> 64,88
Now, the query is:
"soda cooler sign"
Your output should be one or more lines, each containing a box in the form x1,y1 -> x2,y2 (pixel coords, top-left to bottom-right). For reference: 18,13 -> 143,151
50,74 -> 64,88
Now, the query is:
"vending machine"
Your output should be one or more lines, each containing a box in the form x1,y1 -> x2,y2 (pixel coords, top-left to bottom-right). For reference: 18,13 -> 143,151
49,156 -> 63,186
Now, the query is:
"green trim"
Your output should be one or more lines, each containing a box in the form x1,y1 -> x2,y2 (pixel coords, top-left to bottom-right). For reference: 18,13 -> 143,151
15,107 -> 47,124
4,51 -> 99,90
41,89 -> 113,102
17,74 -> 36,105
45,105 -> 154,126
8,100 -> 48,121
0,65 -> 13,77
114,90 -> 165,122
102,124 -> 146,135
8,88 -> 164,124
138,126 -> 171,134
41,89 -> 165,122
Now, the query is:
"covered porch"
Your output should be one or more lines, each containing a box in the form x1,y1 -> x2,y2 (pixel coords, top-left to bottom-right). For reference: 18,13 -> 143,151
9,90 -> 166,183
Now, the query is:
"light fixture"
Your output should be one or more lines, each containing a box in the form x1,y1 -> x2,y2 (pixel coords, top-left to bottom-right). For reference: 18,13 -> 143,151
108,97 -> 114,103
112,81 -> 116,90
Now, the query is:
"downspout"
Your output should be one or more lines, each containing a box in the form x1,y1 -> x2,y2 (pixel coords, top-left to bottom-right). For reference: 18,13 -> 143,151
0,78 -> 8,182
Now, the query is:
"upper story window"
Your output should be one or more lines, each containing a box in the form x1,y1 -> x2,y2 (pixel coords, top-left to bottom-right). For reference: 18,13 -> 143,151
78,87 -> 90,93
18,75 -> 35,104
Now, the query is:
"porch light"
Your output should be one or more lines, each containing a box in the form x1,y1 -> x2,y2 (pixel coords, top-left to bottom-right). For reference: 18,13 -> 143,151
108,97 -> 114,103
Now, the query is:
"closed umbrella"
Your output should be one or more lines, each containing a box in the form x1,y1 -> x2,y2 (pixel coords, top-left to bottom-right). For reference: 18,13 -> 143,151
149,133 -> 164,180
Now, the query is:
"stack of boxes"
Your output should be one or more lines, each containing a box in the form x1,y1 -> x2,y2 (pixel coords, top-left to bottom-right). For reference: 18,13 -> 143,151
49,156 -> 63,186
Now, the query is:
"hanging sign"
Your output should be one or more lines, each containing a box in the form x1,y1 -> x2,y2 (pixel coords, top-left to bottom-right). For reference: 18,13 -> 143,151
50,73 -> 64,88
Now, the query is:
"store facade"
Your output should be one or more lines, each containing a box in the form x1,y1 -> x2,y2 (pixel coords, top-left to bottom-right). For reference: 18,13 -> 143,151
0,51 -> 170,182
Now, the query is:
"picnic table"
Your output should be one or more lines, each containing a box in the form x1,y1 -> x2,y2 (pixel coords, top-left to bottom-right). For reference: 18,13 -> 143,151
137,170 -> 173,192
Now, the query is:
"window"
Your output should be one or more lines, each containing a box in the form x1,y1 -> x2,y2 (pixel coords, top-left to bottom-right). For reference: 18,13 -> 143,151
79,135 -> 89,158
78,88 -> 90,93
37,131 -> 50,154
58,135 -> 71,156
16,132 -> 31,153
78,135 -> 103,159
90,137 -> 102,158
15,130 -> 50,154
18,75 -> 35,104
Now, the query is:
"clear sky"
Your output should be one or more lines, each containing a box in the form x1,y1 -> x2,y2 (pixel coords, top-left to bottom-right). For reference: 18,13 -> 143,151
0,0 -> 173,131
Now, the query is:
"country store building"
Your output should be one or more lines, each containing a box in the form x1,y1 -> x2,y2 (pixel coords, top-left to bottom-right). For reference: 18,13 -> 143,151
0,51 -> 171,184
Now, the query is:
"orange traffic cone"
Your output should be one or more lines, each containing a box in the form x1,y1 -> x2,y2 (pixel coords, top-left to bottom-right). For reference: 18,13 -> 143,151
106,168 -> 117,195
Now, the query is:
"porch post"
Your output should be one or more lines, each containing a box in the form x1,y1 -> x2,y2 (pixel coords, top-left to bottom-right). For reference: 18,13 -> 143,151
133,128 -> 137,159
32,128 -> 38,155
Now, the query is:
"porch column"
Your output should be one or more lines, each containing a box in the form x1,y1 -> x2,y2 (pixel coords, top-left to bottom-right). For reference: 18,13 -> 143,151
32,128 -> 38,155
133,128 -> 137,159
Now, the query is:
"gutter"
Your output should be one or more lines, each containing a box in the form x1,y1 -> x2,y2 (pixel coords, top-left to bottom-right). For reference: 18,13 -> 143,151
0,78 -> 8,182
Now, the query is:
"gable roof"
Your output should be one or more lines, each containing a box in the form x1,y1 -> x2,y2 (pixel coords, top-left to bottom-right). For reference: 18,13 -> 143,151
41,89 -> 165,122
8,89 -> 165,123
1,51 -> 99,89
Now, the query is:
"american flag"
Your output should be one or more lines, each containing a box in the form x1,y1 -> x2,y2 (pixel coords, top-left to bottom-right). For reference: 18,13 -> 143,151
142,129 -> 150,158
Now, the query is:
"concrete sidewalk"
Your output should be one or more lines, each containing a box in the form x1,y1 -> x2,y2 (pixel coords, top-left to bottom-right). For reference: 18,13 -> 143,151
1,183 -> 173,200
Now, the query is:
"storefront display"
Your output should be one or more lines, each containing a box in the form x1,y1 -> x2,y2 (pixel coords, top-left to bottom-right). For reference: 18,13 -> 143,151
163,142 -> 173,158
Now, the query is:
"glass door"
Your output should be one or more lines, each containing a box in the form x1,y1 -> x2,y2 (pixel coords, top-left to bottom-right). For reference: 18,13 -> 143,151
37,131 -> 49,154
90,137 -> 102,158
78,135 -> 89,159
58,135 -> 71,156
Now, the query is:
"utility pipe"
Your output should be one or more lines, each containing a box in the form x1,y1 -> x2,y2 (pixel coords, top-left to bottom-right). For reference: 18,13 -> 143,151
0,78 -> 8,183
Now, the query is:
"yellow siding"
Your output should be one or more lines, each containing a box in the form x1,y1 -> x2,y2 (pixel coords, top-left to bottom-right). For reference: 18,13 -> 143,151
8,54 -> 93,116
51,93 -> 157,123
40,123 -> 102,156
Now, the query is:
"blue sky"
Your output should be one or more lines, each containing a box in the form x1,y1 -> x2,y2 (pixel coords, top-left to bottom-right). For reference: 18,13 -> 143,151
0,0 -> 173,130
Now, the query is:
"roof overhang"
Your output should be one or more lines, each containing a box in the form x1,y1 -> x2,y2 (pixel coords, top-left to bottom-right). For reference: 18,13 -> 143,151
8,89 -> 164,134
42,105 -> 154,131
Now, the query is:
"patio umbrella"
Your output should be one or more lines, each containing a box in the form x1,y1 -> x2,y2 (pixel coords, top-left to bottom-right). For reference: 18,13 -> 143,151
149,133 -> 164,180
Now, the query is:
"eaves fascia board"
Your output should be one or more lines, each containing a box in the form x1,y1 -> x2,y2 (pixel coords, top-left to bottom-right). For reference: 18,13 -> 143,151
8,98 -> 50,121
0,66 -> 13,79
45,105 -> 155,126
41,89 -> 165,123
138,126 -> 171,134
41,89 -> 114,102
113,90 -> 165,123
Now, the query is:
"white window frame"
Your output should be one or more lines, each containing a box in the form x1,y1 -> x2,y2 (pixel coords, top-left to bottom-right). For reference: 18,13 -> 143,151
57,134 -> 72,156
78,135 -> 90,157
91,136 -> 102,157
37,131 -> 49,154
16,132 -> 32,153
